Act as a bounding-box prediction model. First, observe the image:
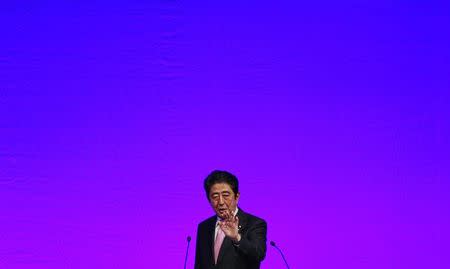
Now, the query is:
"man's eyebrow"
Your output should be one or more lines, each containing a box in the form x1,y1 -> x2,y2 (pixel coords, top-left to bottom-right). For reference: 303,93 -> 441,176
211,191 -> 230,195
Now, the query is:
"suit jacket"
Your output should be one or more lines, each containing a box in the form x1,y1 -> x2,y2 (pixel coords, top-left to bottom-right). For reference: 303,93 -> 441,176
194,208 -> 267,269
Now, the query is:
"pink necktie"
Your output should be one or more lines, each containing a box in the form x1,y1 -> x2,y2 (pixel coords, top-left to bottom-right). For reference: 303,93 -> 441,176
214,225 -> 225,264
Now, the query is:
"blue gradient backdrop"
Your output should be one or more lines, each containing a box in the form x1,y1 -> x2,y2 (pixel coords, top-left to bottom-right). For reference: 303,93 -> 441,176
1,1 -> 449,268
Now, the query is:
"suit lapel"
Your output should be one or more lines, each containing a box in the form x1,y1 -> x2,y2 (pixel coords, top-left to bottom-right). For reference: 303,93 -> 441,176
237,208 -> 248,233
205,217 -> 216,266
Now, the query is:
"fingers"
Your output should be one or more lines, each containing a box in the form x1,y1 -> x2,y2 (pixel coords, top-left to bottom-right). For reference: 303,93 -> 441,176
224,209 -> 231,221
219,220 -> 230,232
227,209 -> 234,222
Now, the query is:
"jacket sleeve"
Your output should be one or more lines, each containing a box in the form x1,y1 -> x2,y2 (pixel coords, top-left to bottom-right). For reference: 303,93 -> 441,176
235,219 -> 267,262
194,224 -> 201,269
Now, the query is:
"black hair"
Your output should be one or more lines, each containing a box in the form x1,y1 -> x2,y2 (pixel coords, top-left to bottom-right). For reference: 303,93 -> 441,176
204,170 -> 239,201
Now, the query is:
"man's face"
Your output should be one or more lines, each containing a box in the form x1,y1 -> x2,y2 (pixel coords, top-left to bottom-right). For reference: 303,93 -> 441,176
209,182 -> 240,219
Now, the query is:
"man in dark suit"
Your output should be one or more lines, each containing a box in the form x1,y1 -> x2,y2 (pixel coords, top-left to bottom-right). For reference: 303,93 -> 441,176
194,170 -> 267,269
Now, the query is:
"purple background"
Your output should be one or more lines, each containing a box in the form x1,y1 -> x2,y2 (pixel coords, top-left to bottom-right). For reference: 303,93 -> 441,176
1,1 -> 449,268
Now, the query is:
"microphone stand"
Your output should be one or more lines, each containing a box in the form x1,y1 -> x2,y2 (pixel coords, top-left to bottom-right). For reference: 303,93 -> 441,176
184,236 -> 191,269
270,241 -> 290,269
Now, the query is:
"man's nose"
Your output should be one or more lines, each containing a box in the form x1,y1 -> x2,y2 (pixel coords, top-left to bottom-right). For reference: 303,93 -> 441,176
218,195 -> 225,204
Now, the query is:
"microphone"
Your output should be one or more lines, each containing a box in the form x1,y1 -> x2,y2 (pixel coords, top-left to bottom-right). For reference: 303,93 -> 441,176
270,241 -> 290,269
184,236 -> 192,269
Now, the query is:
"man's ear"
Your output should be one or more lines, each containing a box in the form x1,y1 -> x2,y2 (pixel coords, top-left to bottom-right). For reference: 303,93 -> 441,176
235,192 -> 240,201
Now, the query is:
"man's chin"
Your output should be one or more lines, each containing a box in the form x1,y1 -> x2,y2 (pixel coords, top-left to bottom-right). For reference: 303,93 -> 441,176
216,211 -> 226,219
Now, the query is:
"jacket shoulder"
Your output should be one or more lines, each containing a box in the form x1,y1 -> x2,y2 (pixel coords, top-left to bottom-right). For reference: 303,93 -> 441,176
197,215 -> 216,228
240,210 -> 267,226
